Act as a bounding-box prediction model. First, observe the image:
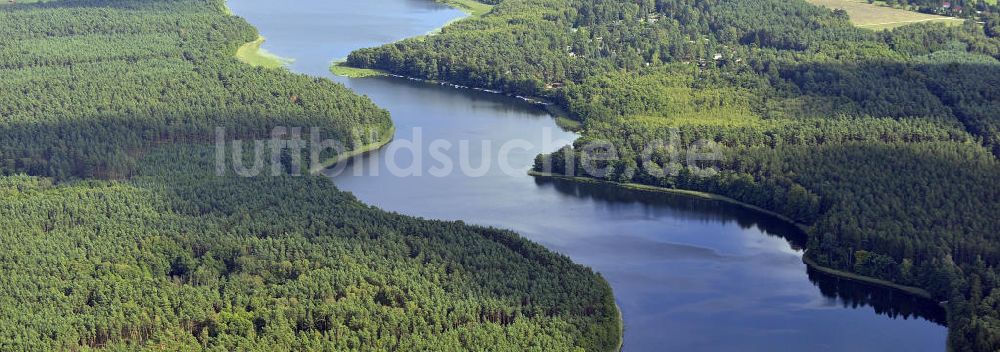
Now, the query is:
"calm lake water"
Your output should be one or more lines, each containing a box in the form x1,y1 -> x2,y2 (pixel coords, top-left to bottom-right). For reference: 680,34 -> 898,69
228,0 -> 948,350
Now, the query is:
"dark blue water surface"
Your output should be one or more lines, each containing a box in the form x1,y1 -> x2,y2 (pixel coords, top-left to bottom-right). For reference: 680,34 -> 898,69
228,0 -> 947,350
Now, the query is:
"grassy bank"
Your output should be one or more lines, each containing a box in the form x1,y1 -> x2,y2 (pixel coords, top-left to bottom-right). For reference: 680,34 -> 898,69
542,103 -> 585,132
612,304 -> 624,352
330,61 -> 387,77
802,254 -> 936,300
236,36 -> 292,69
418,0 -> 494,38
437,0 -> 493,17
529,170 -> 942,303
554,116 -> 584,132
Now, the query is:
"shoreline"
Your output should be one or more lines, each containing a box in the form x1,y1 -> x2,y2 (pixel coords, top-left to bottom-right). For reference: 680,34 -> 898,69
235,36 -> 293,69
328,0 -> 586,131
801,254 -> 936,300
332,64 -> 577,128
612,303 -> 624,352
224,9 -> 395,173
330,61 -> 388,78
528,170 -> 943,306
328,0 -> 580,129
436,0 -> 493,17
328,0 -> 493,78
220,1 -> 606,350
326,1 -> 621,348
528,170 -> 809,231
313,126 -> 396,173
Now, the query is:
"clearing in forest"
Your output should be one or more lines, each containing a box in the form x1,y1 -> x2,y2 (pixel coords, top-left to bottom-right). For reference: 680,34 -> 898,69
807,0 -> 964,29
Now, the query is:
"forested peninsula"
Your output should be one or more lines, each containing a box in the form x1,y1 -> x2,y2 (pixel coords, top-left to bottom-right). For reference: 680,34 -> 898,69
344,0 -> 1000,349
0,0 -> 620,350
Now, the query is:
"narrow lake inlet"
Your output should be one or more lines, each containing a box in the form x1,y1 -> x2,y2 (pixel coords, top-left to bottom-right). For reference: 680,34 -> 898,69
227,0 -> 948,349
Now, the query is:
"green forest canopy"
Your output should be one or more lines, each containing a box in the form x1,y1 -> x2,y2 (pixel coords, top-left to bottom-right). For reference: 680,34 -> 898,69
0,0 -> 619,350
345,0 -> 1000,349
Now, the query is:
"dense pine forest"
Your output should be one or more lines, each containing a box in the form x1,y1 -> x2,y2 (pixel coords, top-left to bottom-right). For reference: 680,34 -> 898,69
345,0 -> 1000,349
0,0 -> 619,350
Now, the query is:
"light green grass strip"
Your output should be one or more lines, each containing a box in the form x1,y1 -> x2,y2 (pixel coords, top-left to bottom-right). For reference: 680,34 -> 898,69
858,17 -> 964,30
330,61 -> 387,78
438,0 -> 493,17
611,304 -> 623,352
807,0 -> 963,30
236,36 -> 292,69
554,116 -> 584,132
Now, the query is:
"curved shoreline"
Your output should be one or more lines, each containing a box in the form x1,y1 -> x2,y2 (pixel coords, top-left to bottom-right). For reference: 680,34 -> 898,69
231,0 -> 625,347
235,36 -> 294,69
313,131 -> 627,350
528,170 -> 942,306
611,303 -> 624,352
801,254 -> 935,300
312,126 -> 396,173
528,170 -> 809,231
329,0 -> 492,78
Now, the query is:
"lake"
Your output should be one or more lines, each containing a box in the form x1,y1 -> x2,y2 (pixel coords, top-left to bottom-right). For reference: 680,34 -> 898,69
227,0 -> 948,350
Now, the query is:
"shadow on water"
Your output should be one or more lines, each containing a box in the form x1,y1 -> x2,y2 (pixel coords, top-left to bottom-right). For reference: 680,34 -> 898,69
534,176 -> 947,326
807,267 -> 948,326
533,177 -> 809,248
